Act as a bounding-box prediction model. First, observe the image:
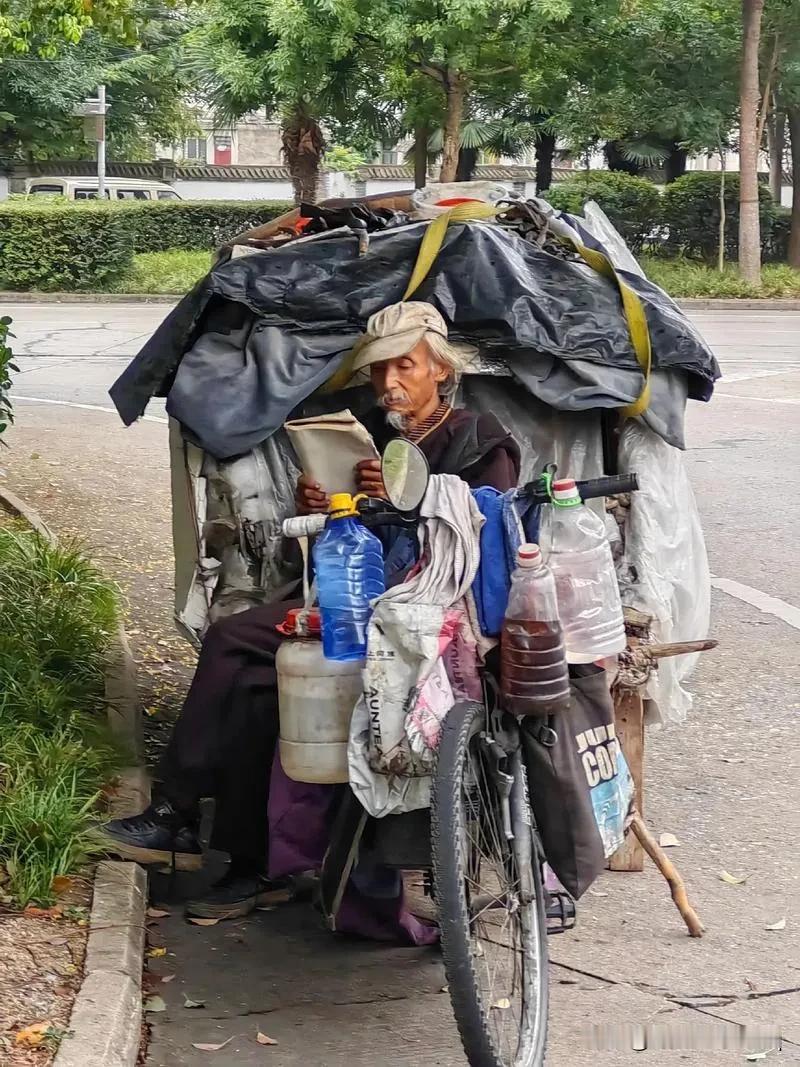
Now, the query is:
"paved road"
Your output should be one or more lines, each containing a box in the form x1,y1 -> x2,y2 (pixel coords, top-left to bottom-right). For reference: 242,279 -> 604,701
2,303 -> 800,1065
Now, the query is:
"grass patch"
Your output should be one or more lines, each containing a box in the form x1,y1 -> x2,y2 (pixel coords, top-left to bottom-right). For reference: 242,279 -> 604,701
641,255 -> 800,299
110,249 -> 211,294
0,527 -> 122,906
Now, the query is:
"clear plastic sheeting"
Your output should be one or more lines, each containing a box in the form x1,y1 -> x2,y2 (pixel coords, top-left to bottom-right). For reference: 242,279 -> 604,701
617,421 -> 711,724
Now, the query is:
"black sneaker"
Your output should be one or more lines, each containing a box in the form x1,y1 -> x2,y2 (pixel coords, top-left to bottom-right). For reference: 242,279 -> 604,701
185,872 -> 295,921
101,800 -> 202,871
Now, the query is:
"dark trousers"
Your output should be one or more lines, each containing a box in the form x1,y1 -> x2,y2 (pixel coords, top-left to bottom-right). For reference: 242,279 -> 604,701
156,599 -> 298,867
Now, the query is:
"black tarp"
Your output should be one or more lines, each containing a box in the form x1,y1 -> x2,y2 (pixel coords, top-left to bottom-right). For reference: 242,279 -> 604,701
110,219 -> 719,460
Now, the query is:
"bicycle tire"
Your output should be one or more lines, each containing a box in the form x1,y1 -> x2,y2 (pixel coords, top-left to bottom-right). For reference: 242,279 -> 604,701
433,700 -> 549,1067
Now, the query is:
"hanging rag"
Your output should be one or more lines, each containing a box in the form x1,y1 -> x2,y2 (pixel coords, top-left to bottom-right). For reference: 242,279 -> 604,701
471,487 -> 542,637
348,474 -> 485,817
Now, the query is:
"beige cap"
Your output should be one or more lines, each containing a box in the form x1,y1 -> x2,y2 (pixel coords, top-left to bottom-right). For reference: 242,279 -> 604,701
350,301 -> 449,374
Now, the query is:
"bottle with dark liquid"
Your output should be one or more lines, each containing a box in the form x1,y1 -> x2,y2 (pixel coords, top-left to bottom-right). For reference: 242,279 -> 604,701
501,543 -> 571,717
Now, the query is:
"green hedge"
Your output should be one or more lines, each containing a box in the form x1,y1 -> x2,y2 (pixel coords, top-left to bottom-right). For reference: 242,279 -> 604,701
121,199 -> 292,252
0,202 -> 135,291
546,171 -> 662,253
0,199 -> 292,291
660,172 -> 776,263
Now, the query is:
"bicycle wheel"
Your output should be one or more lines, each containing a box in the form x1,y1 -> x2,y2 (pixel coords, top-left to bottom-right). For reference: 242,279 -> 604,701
433,700 -> 549,1067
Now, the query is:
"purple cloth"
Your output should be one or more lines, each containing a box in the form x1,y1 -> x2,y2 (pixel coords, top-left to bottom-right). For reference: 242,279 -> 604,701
268,751 -> 439,946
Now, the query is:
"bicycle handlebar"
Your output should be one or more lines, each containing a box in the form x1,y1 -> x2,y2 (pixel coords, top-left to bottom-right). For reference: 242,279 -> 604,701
282,471 -> 640,539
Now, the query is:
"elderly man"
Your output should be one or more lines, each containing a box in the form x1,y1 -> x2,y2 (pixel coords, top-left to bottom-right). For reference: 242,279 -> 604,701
103,302 -> 520,918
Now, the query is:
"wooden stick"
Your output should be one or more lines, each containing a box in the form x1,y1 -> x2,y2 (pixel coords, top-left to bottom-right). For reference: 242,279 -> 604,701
629,813 -> 705,938
647,639 -> 718,660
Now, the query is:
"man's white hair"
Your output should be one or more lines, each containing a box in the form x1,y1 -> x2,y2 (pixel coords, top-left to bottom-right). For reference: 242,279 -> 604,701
424,332 -> 476,400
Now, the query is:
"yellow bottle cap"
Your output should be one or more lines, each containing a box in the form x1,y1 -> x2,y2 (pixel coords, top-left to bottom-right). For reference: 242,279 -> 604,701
329,492 -> 358,516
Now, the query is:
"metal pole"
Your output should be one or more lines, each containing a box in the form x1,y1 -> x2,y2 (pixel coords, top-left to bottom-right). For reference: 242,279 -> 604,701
97,85 -> 106,200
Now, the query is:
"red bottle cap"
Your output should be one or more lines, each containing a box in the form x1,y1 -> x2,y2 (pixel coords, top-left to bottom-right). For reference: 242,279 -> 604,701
279,607 -> 321,636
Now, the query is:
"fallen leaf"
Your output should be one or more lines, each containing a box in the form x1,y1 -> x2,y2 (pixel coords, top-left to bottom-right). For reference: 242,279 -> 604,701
52,875 -> 73,894
192,1038 -> 234,1052
147,908 -> 171,919
23,905 -> 62,920
491,998 -> 511,1010
718,870 -> 749,885
659,833 -> 680,848
188,917 -> 220,927
144,996 -> 167,1013
15,1021 -> 53,1048
257,1032 -> 278,1045
765,918 -> 786,931
161,974 -> 176,983
183,994 -> 206,1009
147,946 -> 167,958
439,985 -> 449,994
720,757 -> 745,764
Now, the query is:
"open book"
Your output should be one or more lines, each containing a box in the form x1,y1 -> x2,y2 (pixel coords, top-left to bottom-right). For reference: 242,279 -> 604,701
285,409 -> 379,496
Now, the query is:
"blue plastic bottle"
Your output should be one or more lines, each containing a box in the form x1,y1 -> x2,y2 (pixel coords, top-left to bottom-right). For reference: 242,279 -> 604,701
313,493 -> 385,661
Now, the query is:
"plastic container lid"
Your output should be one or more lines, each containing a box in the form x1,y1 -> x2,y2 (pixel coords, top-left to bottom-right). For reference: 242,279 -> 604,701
329,492 -> 358,516
283,607 -> 321,636
552,478 -> 581,504
516,542 -> 542,568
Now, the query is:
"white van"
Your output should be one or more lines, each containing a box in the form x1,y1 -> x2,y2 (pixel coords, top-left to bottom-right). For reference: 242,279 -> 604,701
25,176 -> 182,201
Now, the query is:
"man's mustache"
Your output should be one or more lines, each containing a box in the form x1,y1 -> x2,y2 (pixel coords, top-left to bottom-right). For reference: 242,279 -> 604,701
378,388 -> 411,409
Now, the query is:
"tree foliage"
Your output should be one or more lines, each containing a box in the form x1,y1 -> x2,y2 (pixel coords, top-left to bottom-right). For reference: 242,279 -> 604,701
0,2 -> 193,160
0,0 -> 140,57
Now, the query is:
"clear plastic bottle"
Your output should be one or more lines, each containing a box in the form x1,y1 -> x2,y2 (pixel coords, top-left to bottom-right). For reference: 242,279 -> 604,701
541,479 -> 626,663
501,543 -> 571,717
313,493 -> 385,662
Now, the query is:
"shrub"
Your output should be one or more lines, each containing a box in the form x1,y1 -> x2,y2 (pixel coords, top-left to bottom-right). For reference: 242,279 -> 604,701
0,199 -> 292,291
661,172 -> 775,264
546,170 -> 661,252
0,527 -> 121,905
122,199 -> 292,252
0,315 -> 16,439
765,204 -> 791,263
0,201 -> 135,291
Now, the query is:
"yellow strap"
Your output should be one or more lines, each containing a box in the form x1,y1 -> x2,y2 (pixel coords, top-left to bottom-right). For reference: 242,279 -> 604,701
326,203 -> 652,416
564,239 -> 652,417
403,201 -> 500,299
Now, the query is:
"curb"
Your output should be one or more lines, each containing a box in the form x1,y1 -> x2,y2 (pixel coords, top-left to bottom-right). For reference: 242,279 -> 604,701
0,291 -> 177,304
53,862 -> 147,1067
677,297 -> 800,310
0,485 -> 54,539
0,486 -> 150,1067
3,290 -> 800,311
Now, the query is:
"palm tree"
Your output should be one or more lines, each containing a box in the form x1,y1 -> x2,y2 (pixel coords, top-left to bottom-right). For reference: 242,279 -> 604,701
181,1 -> 396,204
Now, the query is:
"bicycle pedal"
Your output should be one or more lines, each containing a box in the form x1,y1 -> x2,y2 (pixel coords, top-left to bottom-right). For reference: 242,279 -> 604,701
546,891 -> 576,934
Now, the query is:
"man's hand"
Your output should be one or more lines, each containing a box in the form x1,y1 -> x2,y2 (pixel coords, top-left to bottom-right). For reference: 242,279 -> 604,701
295,473 -> 329,515
355,459 -> 387,499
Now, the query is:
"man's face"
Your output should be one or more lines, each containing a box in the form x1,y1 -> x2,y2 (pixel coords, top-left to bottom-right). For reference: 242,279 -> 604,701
370,339 -> 448,421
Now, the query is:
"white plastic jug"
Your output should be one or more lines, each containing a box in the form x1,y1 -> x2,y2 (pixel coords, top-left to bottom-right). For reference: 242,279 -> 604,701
540,479 -> 626,663
276,608 -> 364,784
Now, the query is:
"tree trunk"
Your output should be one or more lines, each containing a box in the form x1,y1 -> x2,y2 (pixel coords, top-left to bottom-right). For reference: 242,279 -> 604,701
455,146 -> 478,182
664,143 -> 688,183
439,73 -> 466,183
738,0 -> 765,284
535,130 -> 556,193
604,140 -> 641,175
281,103 -> 324,205
787,106 -> 800,268
414,122 -> 429,189
768,109 -> 785,203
